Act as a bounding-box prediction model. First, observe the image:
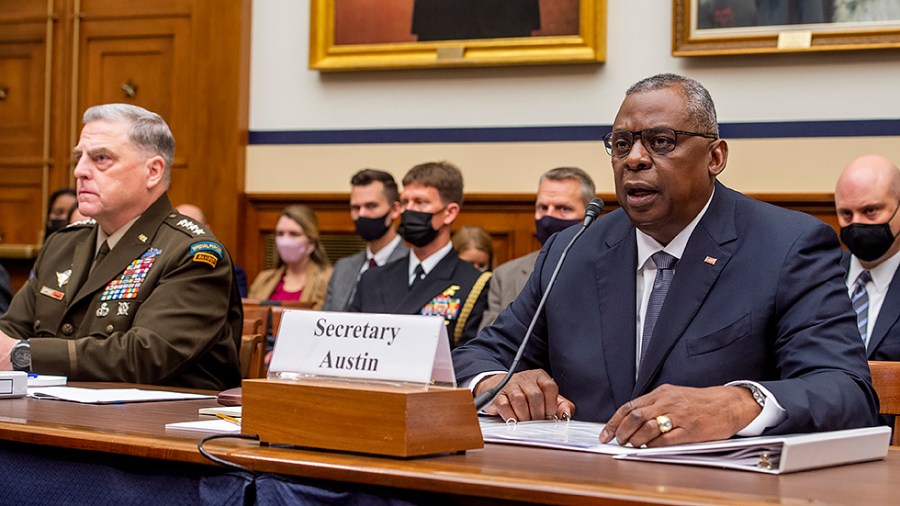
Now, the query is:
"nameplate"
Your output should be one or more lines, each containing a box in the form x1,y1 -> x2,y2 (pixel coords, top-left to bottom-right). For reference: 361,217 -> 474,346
268,311 -> 456,386
777,31 -> 812,50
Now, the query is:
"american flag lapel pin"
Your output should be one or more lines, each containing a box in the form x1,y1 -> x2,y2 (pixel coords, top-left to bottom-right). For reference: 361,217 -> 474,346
704,256 -> 717,265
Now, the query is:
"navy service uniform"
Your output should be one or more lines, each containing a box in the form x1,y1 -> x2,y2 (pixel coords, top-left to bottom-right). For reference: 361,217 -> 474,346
0,195 -> 242,390
350,249 -> 490,348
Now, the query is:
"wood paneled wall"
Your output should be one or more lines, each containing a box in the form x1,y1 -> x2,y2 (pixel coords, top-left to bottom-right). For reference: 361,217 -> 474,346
239,192 -> 839,283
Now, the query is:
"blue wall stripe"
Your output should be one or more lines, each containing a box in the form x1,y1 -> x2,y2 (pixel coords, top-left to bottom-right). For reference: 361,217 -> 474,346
249,119 -> 900,145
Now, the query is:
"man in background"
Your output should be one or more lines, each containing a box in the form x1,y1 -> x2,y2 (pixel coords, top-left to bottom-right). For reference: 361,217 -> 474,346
834,154 -> 900,360
323,169 -> 407,312
351,161 -> 490,347
0,104 -> 241,390
480,167 -> 595,329
175,203 -> 248,298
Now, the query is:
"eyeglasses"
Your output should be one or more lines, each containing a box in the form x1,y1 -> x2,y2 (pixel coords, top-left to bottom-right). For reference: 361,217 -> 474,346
603,128 -> 718,157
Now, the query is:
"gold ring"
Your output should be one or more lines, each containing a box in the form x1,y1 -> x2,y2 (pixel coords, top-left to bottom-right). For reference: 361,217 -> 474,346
656,415 -> 673,434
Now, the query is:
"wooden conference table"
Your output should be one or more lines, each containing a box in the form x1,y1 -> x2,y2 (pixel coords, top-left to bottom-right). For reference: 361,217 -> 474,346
0,383 -> 897,505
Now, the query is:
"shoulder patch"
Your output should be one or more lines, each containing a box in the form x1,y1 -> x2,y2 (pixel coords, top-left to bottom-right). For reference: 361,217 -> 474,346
191,240 -> 223,268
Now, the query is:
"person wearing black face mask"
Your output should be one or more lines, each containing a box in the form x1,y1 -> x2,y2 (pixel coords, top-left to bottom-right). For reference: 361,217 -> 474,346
323,169 -> 408,312
835,154 -> 900,363
44,188 -> 77,241
349,161 -> 491,348
479,167 -> 595,329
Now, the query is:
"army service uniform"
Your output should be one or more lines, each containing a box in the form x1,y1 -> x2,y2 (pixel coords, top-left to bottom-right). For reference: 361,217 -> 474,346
0,195 -> 241,390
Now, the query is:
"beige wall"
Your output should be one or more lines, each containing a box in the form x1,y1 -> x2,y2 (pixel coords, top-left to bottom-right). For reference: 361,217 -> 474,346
246,136 -> 900,195
247,0 -> 900,196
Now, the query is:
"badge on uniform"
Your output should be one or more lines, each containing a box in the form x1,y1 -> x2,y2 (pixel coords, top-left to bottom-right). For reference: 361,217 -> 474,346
420,295 -> 462,321
40,286 -> 65,301
100,248 -> 161,301
190,241 -> 223,269
56,269 -> 72,288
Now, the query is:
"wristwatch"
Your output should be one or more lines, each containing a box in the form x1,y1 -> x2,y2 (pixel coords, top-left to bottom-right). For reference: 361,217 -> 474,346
738,383 -> 766,408
10,339 -> 32,372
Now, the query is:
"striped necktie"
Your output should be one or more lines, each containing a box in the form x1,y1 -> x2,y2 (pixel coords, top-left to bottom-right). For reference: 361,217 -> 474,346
852,270 -> 872,342
641,251 -> 677,364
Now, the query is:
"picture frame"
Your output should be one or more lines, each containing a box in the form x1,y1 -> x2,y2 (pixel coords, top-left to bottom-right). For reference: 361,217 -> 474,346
309,0 -> 605,71
673,0 -> 900,56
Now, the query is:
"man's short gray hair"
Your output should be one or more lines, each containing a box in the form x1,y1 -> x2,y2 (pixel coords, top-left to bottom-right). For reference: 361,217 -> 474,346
83,104 -> 175,182
626,73 -> 719,137
539,167 -> 596,207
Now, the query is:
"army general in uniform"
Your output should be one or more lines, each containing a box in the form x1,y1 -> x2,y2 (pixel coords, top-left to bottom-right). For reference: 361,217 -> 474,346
0,104 -> 241,390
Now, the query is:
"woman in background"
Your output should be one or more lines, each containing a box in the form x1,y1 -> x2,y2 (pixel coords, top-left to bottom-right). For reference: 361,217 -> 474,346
248,205 -> 332,309
452,225 -> 493,273
44,188 -> 77,240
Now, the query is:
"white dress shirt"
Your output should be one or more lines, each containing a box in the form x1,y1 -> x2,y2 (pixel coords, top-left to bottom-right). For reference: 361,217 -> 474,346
846,250 -> 900,348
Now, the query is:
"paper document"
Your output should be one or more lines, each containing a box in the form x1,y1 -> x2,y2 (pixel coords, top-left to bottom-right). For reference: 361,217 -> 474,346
198,406 -> 242,417
165,419 -> 241,434
479,417 -> 891,474
28,386 -> 215,404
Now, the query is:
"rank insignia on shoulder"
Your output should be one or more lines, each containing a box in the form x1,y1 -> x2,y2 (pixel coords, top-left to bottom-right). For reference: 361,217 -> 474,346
176,218 -> 206,236
67,218 -> 96,228
420,295 -> 461,320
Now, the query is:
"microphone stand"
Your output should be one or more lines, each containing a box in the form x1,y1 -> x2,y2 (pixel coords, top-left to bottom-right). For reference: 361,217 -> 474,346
474,198 -> 604,411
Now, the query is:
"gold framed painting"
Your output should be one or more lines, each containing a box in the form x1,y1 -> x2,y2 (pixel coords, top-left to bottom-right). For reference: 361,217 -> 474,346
309,0 -> 605,71
673,0 -> 900,56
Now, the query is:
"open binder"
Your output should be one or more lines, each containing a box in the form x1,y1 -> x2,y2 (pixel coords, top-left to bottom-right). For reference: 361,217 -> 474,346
614,426 -> 891,474
480,418 -> 891,474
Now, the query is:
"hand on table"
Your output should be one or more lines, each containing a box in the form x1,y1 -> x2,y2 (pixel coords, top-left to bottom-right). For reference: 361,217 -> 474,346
475,369 -> 575,422
599,384 -> 761,447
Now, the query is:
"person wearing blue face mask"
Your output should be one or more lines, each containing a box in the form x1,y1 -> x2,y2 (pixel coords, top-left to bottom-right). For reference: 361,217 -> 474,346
479,167 -> 595,329
350,161 -> 491,348
835,154 -> 900,362
323,169 -> 408,312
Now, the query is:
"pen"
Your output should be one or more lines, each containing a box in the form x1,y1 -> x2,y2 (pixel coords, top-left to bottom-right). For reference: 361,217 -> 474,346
216,413 -> 242,426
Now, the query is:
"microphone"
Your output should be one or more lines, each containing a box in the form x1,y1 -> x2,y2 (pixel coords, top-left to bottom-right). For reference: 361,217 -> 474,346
474,197 -> 605,412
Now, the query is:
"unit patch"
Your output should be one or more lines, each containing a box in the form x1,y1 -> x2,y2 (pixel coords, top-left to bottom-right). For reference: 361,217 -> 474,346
191,241 -> 223,268
100,248 -> 161,301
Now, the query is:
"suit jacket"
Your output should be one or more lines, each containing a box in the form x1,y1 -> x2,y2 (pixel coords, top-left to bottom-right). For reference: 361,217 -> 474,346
454,182 -> 877,433
322,241 -> 409,312
0,263 -> 12,315
0,194 -> 242,390
479,250 -> 539,330
841,251 -> 900,360
350,248 -> 490,347
247,263 -> 333,310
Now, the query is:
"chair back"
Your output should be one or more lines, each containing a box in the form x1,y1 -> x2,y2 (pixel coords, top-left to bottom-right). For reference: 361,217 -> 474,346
240,333 -> 266,379
869,360 -> 900,445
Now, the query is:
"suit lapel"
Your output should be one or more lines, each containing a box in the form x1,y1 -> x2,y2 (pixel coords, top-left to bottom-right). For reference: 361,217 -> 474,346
633,185 -> 738,396
595,225 -> 638,408
62,228 -> 100,303
869,268 -> 900,357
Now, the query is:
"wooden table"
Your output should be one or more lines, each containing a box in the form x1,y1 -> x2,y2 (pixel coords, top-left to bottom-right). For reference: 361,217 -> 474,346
0,385 -> 897,505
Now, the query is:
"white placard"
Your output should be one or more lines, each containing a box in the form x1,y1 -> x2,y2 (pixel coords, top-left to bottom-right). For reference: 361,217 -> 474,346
268,310 -> 456,387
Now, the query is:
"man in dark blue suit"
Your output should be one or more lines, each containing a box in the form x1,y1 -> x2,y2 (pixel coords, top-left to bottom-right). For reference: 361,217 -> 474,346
453,74 -> 878,447
835,154 -> 900,361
